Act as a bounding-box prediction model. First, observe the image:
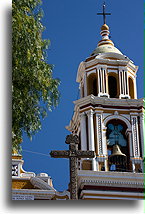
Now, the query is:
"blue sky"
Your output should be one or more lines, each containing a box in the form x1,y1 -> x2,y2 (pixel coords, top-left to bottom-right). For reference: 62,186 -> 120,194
22,0 -> 143,191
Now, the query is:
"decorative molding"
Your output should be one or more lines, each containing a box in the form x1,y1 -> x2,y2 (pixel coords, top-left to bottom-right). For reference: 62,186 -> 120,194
80,190 -> 144,200
79,178 -> 143,187
77,171 -> 144,190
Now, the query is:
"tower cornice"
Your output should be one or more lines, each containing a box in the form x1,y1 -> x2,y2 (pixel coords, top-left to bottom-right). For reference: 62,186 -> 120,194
76,56 -> 138,83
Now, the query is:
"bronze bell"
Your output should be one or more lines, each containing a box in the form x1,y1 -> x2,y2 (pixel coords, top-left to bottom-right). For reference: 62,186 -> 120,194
109,144 -> 127,165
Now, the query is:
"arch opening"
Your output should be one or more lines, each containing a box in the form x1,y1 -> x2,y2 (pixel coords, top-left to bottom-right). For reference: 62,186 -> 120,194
106,119 -> 130,172
108,76 -> 118,98
129,77 -> 135,99
87,74 -> 98,96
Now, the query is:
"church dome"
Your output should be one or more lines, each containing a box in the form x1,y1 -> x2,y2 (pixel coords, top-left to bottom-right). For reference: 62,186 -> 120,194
92,44 -> 122,55
91,24 -> 123,56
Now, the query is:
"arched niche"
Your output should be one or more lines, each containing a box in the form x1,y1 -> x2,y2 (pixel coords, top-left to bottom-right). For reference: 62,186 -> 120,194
106,119 -> 130,172
108,73 -> 119,98
87,73 -> 98,96
128,77 -> 135,99
104,114 -> 131,130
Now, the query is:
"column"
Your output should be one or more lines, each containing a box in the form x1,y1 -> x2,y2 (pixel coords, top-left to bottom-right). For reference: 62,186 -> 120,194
119,70 -> 123,97
122,70 -> 126,95
134,75 -> 137,99
102,127 -> 108,171
124,70 -> 130,98
79,82 -> 82,98
104,159 -> 108,171
84,73 -> 87,97
103,68 -> 107,94
87,110 -> 96,171
80,112 -> 87,170
125,71 -> 130,97
97,68 -> 101,95
126,130 -> 133,157
102,127 -> 107,156
106,69 -> 109,96
80,112 -> 87,151
101,68 -> 103,94
126,130 -> 134,172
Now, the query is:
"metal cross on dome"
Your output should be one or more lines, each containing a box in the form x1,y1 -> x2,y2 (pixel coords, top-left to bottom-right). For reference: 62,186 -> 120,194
50,134 -> 95,200
97,2 -> 111,25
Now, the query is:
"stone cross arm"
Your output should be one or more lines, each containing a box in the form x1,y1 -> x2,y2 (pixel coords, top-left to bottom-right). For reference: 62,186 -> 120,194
76,151 -> 95,158
50,150 -> 95,159
50,150 -> 70,158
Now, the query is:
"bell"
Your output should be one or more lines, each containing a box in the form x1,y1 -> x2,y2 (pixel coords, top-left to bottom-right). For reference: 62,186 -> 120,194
109,144 -> 127,165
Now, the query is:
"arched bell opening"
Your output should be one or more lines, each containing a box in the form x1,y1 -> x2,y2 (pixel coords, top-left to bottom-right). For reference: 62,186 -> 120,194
108,74 -> 119,98
106,119 -> 130,172
128,77 -> 135,99
87,73 -> 98,96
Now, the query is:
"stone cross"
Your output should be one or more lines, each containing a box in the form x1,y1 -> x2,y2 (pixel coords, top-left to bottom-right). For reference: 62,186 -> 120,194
50,134 -> 95,200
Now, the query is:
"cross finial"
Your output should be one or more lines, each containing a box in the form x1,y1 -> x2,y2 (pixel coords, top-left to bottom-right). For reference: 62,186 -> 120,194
97,2 -> 111,25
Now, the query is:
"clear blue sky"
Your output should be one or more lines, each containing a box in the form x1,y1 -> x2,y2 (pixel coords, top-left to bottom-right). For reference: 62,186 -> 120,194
22,0 -> 143,191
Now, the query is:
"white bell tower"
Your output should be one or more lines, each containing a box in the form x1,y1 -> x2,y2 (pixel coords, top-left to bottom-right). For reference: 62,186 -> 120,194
66,3 -> 144,200
66,22 -> 144,174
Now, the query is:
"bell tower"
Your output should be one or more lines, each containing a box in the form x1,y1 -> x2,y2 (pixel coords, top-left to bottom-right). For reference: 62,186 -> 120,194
66,3 -> 144,200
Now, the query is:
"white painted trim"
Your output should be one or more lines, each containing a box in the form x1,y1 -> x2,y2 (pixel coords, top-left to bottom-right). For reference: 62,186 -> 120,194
103,114 -> 131,129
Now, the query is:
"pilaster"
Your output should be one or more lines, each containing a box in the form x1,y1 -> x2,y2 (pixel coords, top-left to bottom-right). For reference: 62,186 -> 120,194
97,65 -> 109,98
96,113 -> 103,155
131,115 -> 140,158
119,67 -> 130,99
